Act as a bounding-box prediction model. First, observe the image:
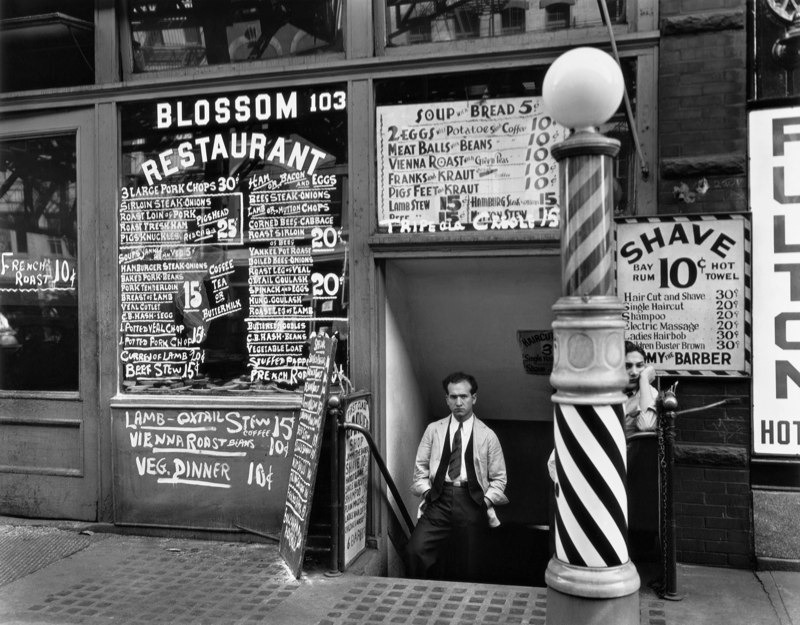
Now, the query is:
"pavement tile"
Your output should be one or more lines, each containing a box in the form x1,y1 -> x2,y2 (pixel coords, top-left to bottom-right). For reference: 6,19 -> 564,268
1,523 -> 798,624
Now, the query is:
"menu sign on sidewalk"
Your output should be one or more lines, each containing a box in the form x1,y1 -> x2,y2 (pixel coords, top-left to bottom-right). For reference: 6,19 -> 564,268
340,392 -> 371,569
376,97 -> 563,234
279,333 -> 337,578
615,214 -> 751,375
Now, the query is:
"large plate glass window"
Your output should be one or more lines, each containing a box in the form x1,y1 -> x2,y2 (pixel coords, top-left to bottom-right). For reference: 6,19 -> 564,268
119,84 -> 348,394
126,0 -> 343,73
0,134 -> 79,391
374,63 -> 637,235
384,0 -> 625,47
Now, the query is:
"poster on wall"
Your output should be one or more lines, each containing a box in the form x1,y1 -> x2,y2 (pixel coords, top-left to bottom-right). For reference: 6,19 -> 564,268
118,85 -> 348,395
750,106 -> 800,456
615,214 -> 751,376
376,97 -> 564,234
517,330 -> 554,375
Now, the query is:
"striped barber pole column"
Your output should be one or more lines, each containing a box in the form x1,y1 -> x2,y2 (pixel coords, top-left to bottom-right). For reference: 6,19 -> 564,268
548,134 -> 634,573
553,402 -> 628,567
559,151 -> 616,297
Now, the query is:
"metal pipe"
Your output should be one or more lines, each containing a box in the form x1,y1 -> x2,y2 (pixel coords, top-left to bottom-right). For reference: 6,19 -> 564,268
340,422 -> 416,534
661,390 -> 681,600
595,0 -> 649,179
676,397 -> 741,416
328,396 -> 342,575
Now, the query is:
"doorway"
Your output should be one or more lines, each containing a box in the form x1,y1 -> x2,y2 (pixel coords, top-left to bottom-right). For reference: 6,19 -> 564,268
0,109 -> 99,520
382,253 -> 561,582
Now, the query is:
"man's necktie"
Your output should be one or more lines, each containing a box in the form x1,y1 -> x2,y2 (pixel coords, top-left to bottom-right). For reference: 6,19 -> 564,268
448,423 -> 462,480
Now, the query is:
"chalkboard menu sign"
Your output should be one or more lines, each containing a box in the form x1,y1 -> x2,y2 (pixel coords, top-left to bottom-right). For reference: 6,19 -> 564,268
376,97 -> 564,234
112,402 -> 298,533
119,84 -> 348,394
279,333 -> 337,578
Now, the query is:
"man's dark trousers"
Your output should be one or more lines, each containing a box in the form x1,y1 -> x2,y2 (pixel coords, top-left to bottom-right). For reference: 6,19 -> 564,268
405,482 -> 487,581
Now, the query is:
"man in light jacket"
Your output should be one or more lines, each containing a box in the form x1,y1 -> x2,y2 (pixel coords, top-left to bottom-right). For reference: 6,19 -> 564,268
405,371 -> 508,581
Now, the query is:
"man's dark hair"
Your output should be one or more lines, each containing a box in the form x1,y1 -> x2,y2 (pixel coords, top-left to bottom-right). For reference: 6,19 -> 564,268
442,371 -> 478,394
625,340 -> 647,359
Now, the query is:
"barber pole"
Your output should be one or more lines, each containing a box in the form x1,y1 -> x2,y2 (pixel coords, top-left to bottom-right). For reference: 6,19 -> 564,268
545,119 -> 640,625
550,136 -> 630,568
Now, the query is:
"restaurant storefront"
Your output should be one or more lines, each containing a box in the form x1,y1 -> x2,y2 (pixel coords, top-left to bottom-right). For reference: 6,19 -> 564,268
10,0 -> 784,580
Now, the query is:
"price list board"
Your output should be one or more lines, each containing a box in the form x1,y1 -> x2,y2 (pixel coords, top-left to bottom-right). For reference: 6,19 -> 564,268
616,214 -> 751,376
118,85 -> 348,394
279,333 -> 337,578
111,404 -> 297,533
376,97 -> 564,234
246,175 -> 341,387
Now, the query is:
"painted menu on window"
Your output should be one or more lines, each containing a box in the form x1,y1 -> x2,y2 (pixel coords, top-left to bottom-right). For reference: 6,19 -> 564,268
119,85 -> 348,394
376,97 -> 563,234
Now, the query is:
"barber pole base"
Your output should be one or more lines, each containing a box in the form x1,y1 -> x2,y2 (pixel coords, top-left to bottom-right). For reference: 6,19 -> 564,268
546,559 -> 640,625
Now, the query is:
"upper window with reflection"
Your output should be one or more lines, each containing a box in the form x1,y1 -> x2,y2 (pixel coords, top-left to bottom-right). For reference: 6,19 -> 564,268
0,0 -> 94,92
127,0 -> 343,73
385,0 -> 625,46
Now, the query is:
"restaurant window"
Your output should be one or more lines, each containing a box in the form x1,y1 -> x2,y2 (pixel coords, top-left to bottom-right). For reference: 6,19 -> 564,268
126,0 -> 343,73
374,63 -> 638,234
0,134 -> 79,391
0,0 -> 94,92
119,84 -> 348,394
385,0 -> 624,46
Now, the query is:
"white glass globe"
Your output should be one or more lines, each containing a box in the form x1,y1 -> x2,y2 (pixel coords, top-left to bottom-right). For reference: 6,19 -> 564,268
542,47 -> 625,130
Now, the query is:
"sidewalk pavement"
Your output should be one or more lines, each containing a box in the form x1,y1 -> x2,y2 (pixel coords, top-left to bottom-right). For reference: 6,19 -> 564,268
0,517 -> 798,625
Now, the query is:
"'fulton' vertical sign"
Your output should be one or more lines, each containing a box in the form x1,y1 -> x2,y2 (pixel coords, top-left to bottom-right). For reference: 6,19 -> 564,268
750,106 -> 800,456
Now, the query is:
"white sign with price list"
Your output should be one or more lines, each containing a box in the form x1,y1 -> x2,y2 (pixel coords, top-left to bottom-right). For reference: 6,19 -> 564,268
376,97 -> 563,234
615,214 -> 750,376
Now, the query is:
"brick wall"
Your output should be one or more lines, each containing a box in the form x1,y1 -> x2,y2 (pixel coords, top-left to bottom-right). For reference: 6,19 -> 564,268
656,0 -> 752,568
661,376 -> 753,568
657,3 -> 748,216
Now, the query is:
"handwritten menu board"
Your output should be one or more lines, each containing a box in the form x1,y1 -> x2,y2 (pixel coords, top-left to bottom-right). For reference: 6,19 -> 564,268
616,214 -> 751,375
112,403 -> 297,532
119,85 -> 348,394
280,333 -> 337,578
376,97 -> 564,234
340,392 -> 371,569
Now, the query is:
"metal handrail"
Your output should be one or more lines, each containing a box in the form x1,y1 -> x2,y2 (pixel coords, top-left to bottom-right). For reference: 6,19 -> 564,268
340,422 -> 416,534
